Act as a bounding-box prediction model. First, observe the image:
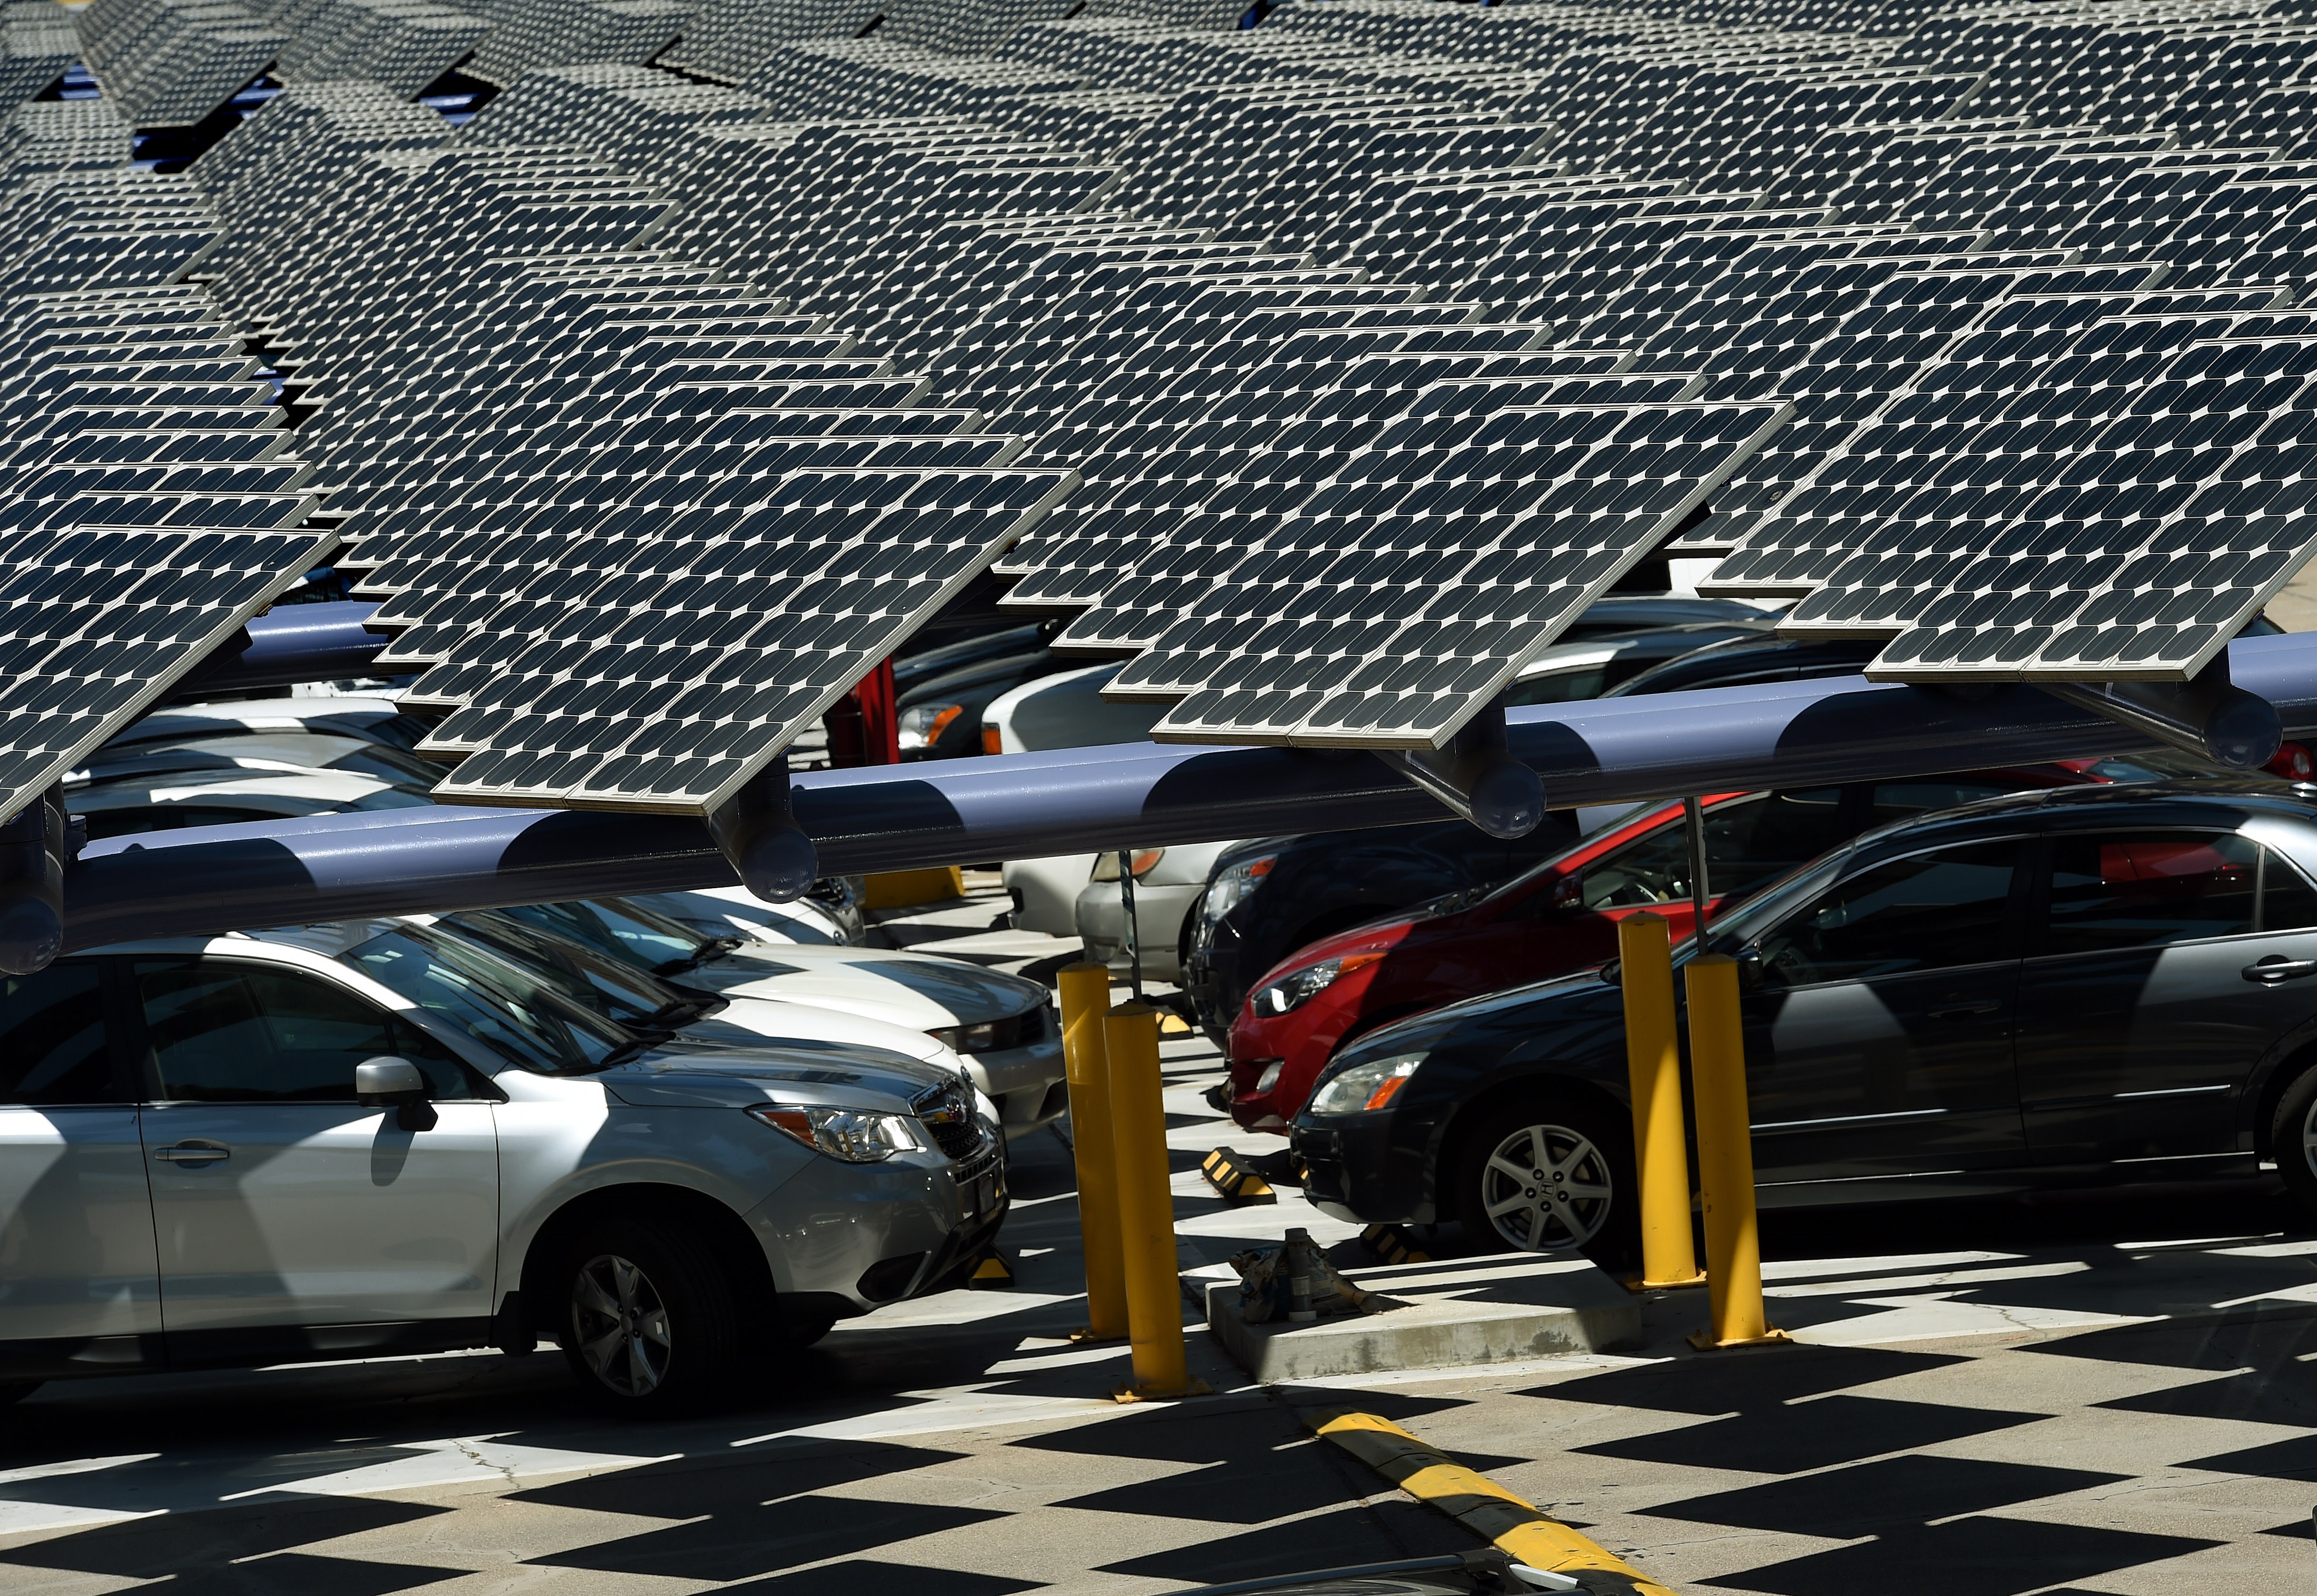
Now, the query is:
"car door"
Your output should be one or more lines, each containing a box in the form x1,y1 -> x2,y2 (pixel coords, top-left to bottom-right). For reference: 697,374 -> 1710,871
0,960 -> 162,1373
1737,839 -> 2029,1184
2012,828 -> 2317,1165
131,957 -> 501,1352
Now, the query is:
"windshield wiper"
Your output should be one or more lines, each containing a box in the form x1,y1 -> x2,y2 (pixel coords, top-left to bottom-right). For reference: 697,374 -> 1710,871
659,935 -> 745,975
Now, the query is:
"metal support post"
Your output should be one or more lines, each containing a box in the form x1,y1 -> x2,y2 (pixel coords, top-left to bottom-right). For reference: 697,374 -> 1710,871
1617,913 -> 1704,1291
1105,1001 -> 1207,1400
1118,850 -> 1143,1003
1683,795 -> 1711,942
1059,961 -> 1128,1342
1684,954 -> 1788,1350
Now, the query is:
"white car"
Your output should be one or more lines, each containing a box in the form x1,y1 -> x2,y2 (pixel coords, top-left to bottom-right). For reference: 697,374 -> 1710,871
628,885 -> 854,947
74,729 -> 445,794
112,696 -> 431,752
1074,843 -> 1241,985
496,899 -> 1070,1140
0,921 -> 1006,1412
67,768 -> 434,840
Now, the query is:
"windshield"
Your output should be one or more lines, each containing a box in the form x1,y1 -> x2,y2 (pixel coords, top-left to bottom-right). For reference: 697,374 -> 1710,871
1693,850 -> 1855,958
494,898 -> 731,977
344,925 -> 637,1075
438,911 -> 699,1028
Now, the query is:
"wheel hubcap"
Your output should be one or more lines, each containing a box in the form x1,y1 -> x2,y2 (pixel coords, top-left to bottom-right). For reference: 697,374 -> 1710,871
1481,1123 -> 1613,1252
570,1253 -> 672,1397
2302,1099 -> 2317,1181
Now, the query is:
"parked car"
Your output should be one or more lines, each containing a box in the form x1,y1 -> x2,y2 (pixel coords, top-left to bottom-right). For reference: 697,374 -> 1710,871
491,898 -> 1069,1139
1184,814 -> 1583,1042
73,730 -> 445,794
68,768 -> 436,839
0,920 -> 1006,1410
1291,782 -> 2317,1258
109,696 -> 435,753
1221,774 -> 2084,1133
982,661 -> 1166,755
428,910 -> 998,1122
1076,843 -> 1241,985
629,883 -> 859,947
895,622 -> 1065,759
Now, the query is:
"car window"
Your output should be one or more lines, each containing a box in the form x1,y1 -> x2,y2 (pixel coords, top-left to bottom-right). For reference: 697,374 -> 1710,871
344,928 -> 629,1075
1868,780 -> 2018,825
1577,790 -> 1847,912
1755,841 -> 2018,984
135,962 -> 468,1102
2042,831 -> 2257,955
0,964 -> 116,1105
440,913 -> 679,1026
2264,851 -> 2317,931
494,899 -> 711,975
1505,665 -> 1607,706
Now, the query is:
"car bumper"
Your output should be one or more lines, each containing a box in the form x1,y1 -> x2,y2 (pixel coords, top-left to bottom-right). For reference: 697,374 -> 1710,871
961,1032 -> 1069,1139
1183,914 -> 1262,1036
745,1131 -> 1010,1317
1076,882 -> 1200,982
1290,1113 -> 1433,1227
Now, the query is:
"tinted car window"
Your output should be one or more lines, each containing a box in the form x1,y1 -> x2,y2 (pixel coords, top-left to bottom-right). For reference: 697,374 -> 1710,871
1869,780 -> 2018,825
345,928 -> 629,1076
2265,851 -> 2317,931
2044,831 -> 2257,955
1756,842 -> 2017,984
1578,790 -> 1847,911
137,962 -> 461,1102
0,964 -> 115,1105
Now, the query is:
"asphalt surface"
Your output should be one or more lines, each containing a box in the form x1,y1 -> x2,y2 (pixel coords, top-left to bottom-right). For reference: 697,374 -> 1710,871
3,879 -> 2314,1593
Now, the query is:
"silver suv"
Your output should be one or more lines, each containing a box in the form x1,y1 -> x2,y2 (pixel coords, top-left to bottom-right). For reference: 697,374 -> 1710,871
0,922 -> 1006,1412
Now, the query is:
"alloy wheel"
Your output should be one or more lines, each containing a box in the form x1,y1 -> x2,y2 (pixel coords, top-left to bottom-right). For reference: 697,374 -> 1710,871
2303,1096 -> 2317,1180
1480,1122 -> 1614,1251
570,1252 -> 673,1398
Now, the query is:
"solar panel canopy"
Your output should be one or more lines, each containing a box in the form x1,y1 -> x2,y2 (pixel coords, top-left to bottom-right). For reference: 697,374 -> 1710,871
0,0 -> 2314,833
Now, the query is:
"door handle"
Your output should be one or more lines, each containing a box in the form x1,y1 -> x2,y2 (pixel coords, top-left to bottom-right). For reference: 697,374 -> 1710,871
153,1141 -> 230,1165
1927,996 -> 2000,1019
2244,956 -> 2317,985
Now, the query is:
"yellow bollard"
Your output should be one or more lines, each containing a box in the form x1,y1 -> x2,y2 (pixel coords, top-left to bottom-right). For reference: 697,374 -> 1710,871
1104,1001 -> 1208,1400
1684,954 -> 1788,1350
1058,962 -> 1129,1342
1617,914 -> 1705,1291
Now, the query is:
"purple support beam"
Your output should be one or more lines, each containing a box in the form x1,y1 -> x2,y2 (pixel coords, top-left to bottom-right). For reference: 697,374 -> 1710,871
61,630 -> 2317,953
168,601 -> 389,699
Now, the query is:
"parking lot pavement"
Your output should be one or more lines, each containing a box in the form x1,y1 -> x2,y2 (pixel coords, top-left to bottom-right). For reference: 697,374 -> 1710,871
5,881 -> 2315,1592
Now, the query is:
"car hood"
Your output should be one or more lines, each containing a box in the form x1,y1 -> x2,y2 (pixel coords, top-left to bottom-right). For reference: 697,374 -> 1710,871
673,996 -> 963,1067
678,946 -> 1046,1029
600,1031 -> 961,1112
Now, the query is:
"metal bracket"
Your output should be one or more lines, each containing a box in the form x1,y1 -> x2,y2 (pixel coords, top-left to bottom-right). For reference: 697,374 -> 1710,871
2040,653 -> 2283,771
0,787 -> 70,975
1375,700 -> 1546,840
705,757 -> 820,901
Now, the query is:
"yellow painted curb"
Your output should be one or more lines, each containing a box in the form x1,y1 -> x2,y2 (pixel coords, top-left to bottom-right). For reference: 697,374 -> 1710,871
1306,1410 -> 1680,1596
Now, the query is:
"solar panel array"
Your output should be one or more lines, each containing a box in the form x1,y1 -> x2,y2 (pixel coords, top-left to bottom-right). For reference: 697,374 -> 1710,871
6,0 -> 2317,829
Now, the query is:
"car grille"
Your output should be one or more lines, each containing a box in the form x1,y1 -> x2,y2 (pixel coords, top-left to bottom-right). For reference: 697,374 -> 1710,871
911,1080 -> 987,1163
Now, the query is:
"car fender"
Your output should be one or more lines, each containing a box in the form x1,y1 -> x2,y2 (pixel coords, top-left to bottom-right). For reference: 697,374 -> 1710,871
494,1081 -> 811,1296
2243,1014 -> 2317,1156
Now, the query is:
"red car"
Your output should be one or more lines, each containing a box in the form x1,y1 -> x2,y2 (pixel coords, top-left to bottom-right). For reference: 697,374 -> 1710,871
1223,768 -> 2121,1134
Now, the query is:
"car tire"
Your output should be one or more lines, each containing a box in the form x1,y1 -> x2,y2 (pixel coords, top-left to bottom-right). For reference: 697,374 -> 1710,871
2270,1060 -> 2317,1219
1451,1092 -> 1637,1266
557,1219 -> 742,1413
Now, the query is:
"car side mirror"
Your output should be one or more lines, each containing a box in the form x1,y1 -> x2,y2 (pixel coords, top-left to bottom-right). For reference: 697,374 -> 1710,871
1550,872 -> 1583,910
356,1057 -> 436,1132
1732,945 -> 1765,989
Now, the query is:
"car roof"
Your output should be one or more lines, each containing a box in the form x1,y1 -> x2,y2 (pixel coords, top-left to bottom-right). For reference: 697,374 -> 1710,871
65,768 -> 396,808
114,699 -> 412,746
1845,778 -> 2317,859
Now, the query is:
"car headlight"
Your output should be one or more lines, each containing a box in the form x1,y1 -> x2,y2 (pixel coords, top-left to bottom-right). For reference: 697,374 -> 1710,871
1204,852 -> 1279,920
1309,1053 -> 1422,1115
1251,951 -> 1383,1017
746,1103 -> 921,1162
899,702 -> 964,753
